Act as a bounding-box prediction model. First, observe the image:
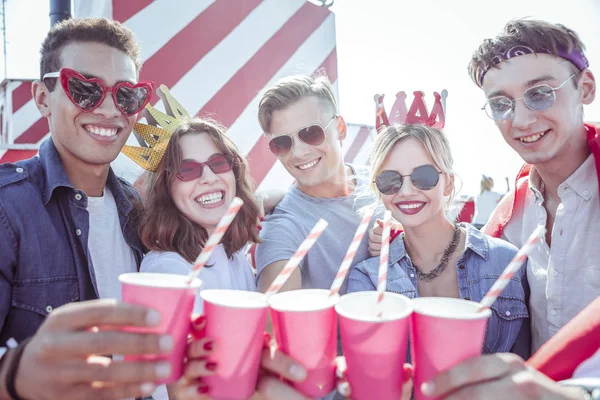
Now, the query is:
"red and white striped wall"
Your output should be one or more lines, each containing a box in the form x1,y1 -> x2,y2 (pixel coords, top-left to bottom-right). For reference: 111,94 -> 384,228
0,0 -> 376,191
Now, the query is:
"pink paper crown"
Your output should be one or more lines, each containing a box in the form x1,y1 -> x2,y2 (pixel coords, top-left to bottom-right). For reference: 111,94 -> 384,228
374,90 -> 448,132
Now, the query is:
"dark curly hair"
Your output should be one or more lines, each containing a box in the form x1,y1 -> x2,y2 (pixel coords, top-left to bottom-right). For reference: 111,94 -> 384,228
40,17 -> 141,91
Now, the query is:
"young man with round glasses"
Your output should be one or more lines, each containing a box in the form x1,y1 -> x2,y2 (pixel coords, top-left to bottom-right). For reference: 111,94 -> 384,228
255,74 -> 378,295
416,19 -> 600,400
474,19 -> 599,354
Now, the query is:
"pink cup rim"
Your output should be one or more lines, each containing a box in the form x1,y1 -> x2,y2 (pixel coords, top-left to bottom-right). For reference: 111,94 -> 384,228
411,297 -> 492,320
119,272 -> 201,289
201,289 -> 268,309
268,289 -> 339,312
335,291 -> 413,322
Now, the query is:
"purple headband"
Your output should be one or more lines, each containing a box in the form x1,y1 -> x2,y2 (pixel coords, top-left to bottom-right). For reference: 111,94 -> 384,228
478,45 -> 590,86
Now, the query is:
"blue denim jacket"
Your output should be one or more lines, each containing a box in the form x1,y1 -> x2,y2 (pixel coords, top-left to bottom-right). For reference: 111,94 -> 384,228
349,223 -> 531,357
0,139 -> 144,346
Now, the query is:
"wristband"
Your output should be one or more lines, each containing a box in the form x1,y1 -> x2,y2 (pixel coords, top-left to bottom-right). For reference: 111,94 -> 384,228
5,337 -> 32,400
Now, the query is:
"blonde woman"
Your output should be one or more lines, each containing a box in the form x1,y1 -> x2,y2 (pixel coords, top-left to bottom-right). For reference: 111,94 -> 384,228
349,124 -> 530,356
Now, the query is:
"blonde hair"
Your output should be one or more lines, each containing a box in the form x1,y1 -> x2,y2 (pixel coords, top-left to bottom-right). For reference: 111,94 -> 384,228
370,124 -> 457,207
258,73 -> 338,133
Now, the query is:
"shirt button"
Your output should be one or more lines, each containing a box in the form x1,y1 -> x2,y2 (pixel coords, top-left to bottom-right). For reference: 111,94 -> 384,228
552,270 -> 559,277
76,229 -> 82,236
505,311 -> 511,317
410,274 -> 415,278
459,265 -> 465,270
550,309 -> 557,316
75,193 -> 82,201
15,167 -> 23,173
45,305 -> 53,313
464,296 -> 471,300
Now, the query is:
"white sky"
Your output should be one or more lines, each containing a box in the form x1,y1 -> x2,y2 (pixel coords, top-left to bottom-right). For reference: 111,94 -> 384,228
2,0 -> 599,195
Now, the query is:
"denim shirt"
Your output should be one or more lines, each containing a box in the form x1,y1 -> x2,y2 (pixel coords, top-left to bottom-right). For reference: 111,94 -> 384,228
349,223 -> 531,357
0,139 -> 144,346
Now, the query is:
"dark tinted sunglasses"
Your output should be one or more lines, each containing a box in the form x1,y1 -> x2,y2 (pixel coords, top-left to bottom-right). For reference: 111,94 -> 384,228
268,115 -> 338,157
375,164 -> 442,195
42,68 -> 154,116
176,154 -> 234,182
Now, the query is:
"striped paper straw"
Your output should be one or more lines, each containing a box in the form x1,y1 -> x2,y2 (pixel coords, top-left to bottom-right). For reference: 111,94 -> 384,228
329,209 -> 374,297
376,211 -> 392,317
187,197 -> 244,283
264,219 -> 329,298
480,225 -> 545,309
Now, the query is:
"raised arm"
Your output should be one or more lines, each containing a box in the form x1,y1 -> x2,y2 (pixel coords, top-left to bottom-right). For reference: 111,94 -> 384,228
257,260 -> 302,293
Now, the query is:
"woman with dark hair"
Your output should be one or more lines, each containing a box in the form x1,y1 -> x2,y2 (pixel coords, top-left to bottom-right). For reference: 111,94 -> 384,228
139,117 -> 262,312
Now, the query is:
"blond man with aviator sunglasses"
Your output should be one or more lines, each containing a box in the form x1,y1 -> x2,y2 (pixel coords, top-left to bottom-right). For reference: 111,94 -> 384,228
254,74 -> 380,298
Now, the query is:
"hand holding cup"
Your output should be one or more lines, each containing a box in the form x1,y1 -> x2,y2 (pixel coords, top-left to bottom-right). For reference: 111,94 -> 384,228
10,299 -> 171,400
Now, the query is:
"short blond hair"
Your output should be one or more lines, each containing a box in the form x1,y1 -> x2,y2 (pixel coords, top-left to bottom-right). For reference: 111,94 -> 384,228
370,124 -> 457,207
258,73 -> 338,133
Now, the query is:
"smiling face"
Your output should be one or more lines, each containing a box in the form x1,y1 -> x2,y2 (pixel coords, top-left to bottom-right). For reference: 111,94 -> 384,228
39,41 -> 139,167
268,96 -> 346,193
378,138 -> 453,228
169,133 -> 237,235
482,53 -> 594,166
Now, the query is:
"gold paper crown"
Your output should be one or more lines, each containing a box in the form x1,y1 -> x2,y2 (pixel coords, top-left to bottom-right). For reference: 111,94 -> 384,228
122,84 -> 190,172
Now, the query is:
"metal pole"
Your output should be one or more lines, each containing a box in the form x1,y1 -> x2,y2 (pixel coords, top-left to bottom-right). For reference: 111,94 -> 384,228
49,0 -> 71,28
2,0 -> 7,78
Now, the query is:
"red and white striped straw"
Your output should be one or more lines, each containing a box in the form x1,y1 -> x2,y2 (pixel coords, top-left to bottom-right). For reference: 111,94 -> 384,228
186,197 -> 244,283
264,219 -> 329,298
329,209 -> 374,297
480,225 -> 545,309
376,211 -> 392,317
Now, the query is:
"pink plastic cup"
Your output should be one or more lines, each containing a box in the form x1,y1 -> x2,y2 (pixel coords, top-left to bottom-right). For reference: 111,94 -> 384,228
336,291 -> 413,400
269,289 -> 340,398
119,272 -> 202,385
200,289 -> 269,400
410,297 -> 492,400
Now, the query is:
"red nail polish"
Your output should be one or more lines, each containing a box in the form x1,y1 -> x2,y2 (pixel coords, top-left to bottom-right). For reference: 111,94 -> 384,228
263,331 -> 272,347
193,315 -> 205,327
197,385 -> 210,394
203,340 -> 214,352
260,217 -> 265,222
206,361 -> 218,371
257,225 -> 262,231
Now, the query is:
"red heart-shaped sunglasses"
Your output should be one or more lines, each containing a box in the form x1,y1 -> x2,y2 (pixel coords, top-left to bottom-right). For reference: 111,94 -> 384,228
42,68 -> 154,116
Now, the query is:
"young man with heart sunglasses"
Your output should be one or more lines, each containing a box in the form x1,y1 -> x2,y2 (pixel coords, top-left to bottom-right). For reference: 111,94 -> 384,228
0,17 -> 171,400
255,74 -> 379,296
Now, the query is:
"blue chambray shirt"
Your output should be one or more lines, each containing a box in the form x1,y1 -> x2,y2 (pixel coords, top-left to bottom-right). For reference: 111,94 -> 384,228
349,223 -> 531,358
0,138 -> 144,346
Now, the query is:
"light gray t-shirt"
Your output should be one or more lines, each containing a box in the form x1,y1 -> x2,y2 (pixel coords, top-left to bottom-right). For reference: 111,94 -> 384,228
256,165 -> 378,295
87,187 -> 137,301
141,245 -> 256,314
